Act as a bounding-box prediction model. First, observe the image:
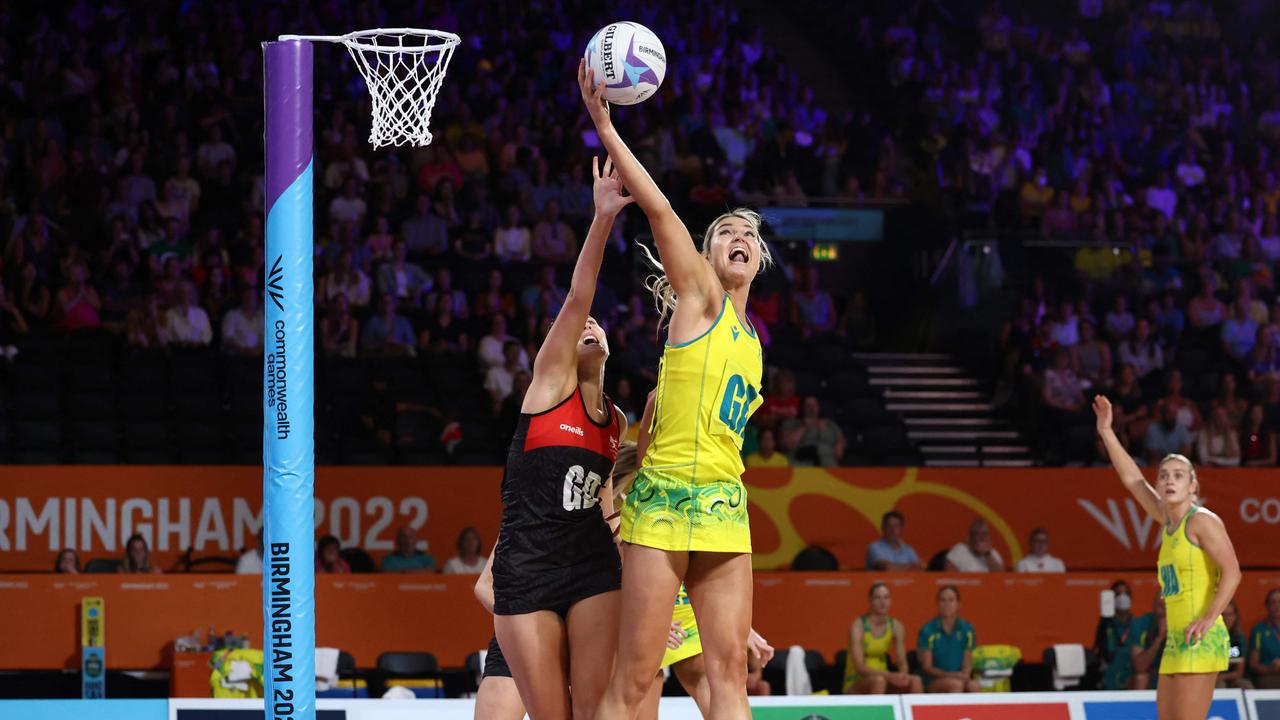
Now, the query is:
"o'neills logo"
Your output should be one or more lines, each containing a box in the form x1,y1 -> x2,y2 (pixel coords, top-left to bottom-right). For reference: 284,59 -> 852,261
267,255 -> 284,311
601,26 -> 617,80
266,319 -> 290,440
560,423 -> 584,437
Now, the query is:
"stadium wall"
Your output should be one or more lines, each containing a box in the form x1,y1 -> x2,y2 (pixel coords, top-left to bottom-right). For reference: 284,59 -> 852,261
2,571 -> 1279,671
1,467 -> 1278,572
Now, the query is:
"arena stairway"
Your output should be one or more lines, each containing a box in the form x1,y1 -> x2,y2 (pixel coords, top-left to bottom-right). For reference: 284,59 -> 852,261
855,352 -> 1034,467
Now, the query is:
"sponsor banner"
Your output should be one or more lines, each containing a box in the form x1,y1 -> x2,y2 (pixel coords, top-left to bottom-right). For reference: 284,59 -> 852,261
2,699 -> 168,720
744,696 -> 903,720
4,573 -> 1279,672
743,467 -> 1280,570
2,467 -> 1278,572
910,704 -> 1069,720
1247,691 -> 1280,720
903,694 -> 1071,720
170,698 -> 895,720
1081,699 -> 1241,720
9,693 -> 1277,720
903,691 -> 1246,720
169,698 -> 495,720
0,467 -> 500,572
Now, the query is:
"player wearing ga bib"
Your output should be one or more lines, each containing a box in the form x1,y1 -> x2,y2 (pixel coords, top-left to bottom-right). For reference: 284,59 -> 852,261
620,293 -> 763,553
661,584 -> 703,669
492,388 -> 622,617
1157,506 -> 1230,674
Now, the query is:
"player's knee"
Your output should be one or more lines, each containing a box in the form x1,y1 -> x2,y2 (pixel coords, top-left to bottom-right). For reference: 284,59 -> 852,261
965,679 -> 982,693
614,664 -> 658,704
673,663 -> 701,691
867,675 -> 888,694
926,678 -> 954,693
910,675 -> 924,693
703,649 -> 748,687
571,694 -> 599,720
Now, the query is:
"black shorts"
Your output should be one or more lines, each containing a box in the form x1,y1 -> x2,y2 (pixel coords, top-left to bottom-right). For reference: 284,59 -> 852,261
492,560 -> 621,617
483,635 -> 510,679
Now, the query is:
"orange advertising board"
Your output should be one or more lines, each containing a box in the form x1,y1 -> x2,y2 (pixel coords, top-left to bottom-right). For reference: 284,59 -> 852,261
2,571 -> 1278,671
0,466 -> 502,572
742,467 -> 1280,571
0,466 -> 1277,571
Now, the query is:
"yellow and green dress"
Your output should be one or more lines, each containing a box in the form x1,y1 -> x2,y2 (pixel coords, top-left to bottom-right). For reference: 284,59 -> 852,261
1157,506 -> 1230,674
842,614 -> 897,692
662,584 -> 703,668
620,294 -> 763,553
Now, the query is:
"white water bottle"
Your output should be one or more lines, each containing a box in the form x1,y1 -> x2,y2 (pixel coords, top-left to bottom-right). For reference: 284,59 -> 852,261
1100,589 -> 1116,618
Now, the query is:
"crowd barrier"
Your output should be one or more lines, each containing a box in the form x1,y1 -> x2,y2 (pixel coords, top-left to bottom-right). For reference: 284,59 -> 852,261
3,466 -> 1279,572
3,691 -> 1280,720
3,572 -> 1279,671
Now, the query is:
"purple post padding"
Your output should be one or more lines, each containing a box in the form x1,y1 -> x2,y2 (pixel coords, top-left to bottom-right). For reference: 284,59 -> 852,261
262,38 -> 315,720
265,41 -> 314,214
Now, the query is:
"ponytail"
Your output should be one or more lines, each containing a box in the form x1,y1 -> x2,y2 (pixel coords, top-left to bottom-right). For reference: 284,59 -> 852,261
638,242 -> 680,329
610,441 -> 640,507
638,208 -> 773,330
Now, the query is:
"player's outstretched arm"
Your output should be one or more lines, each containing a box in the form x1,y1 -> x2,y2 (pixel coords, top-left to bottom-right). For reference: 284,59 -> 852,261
1092,395 -> 1163,524
578,60 -> 715,306
524,156 -> 629,408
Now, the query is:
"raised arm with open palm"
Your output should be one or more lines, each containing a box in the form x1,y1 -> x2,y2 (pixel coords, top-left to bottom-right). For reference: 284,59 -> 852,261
522,155 -> 633,412
1093,395 -> 1164,524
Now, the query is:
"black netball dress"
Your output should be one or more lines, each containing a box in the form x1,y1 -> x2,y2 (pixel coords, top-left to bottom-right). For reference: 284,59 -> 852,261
492,387 -> 621,616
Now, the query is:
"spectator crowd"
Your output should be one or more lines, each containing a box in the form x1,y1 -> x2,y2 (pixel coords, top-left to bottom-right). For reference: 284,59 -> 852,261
52,524 -> 487,577
827,0 -> 1280,466
7,0 -> 1279,470
0,0 -> 892,465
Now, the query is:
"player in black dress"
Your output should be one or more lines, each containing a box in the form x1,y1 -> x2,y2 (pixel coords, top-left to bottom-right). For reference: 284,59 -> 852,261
473,550 -> 524,720
491,156 -> 632,719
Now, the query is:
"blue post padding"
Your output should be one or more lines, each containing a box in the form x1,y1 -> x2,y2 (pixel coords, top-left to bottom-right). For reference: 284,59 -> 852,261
263,39 -> 315,720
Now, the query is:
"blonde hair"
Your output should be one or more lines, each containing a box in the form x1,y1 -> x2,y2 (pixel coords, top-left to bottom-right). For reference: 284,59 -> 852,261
638,208 -> 773,328
610,441 -> 640,507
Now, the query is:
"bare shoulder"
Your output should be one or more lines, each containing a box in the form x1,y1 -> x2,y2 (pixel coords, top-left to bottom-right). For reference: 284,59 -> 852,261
1187,506 -> 1227,539
1190,506 -> 1225,526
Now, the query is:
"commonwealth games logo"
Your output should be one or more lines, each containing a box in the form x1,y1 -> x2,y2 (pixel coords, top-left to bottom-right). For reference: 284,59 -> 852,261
267,255 -> 285,311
